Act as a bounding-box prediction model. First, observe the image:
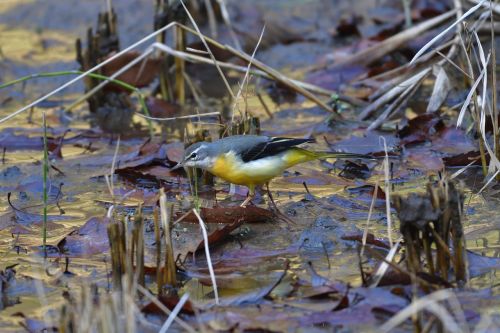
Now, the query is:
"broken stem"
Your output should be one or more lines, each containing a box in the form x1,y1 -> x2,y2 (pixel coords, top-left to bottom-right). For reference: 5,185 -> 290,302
175,25 -> 186,105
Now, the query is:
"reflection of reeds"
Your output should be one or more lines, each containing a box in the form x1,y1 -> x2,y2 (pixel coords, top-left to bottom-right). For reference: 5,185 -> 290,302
391,178 -> 467,332
159,188 -> 177,289
394,179 -> 467,286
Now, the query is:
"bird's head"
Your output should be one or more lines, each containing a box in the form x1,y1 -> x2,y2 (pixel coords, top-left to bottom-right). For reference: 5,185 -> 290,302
172,141 -> 215,170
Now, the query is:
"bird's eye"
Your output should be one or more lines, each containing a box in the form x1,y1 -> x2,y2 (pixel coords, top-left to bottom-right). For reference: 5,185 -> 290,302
189,152 -> 197,159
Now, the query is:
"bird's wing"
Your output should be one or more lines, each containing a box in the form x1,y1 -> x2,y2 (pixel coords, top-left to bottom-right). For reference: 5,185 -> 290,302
240,137 -> 314,162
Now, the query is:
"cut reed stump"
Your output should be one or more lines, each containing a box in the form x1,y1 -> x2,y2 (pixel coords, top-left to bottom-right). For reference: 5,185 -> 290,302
107,205 -> 147,291
76,8 -> 120,114
107,221 -> 126,291
75,6 -> 135,135
132,204 -> 145,288
393,179 -> 467,287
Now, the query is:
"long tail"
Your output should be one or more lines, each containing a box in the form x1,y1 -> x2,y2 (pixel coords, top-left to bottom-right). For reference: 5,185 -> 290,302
313,151 -> 373,160
284,148 -> 372,167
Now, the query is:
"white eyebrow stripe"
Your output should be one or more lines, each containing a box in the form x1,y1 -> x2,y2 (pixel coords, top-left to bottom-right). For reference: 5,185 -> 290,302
270,138 -> 293,143
189,146 -> 203,156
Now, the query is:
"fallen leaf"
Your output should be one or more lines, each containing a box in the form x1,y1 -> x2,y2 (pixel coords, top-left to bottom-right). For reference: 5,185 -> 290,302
101,51 -> 161,91
57,217 -> 111,256
347,184 -> 386,200
142,294 -> 195,315
194,218 -> 245,254
341,233 -> 391,249
145,97 -> 182,118
398,113 -> 444,145
178,206 -> 273,225
443,151 -> 483,167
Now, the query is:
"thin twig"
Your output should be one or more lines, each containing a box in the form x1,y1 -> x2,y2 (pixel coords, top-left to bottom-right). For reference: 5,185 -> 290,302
436,50 -> 472,79
136,285 -> 196,333
159,293 -> 190,333
329,10 -> 456,69
381,136 -> 393,247
136,111 -> 220,121
411,0 -> 487,63
215,0 -> 242,50
380,290 -> 462,333
359,68 -> 431,121
370,241 -> 401,288
360,181 -> 379,257
192,208 -> 219,304
151,39 -> 339,111
180,0 -> 235,99
42,112 -> 49,258
368,70 -> 428,130
231,25 -> 266,121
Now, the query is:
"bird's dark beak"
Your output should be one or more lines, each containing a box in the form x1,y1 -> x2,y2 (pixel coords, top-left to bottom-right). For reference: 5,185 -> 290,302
170,162 -> 184,171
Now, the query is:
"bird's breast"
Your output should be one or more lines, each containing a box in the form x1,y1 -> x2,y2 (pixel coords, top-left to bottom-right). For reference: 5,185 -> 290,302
209,151 -> 286,186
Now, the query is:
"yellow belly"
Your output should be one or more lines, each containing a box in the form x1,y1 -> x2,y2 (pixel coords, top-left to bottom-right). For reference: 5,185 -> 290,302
208,148 -> 318,188
210,153 -> 279,187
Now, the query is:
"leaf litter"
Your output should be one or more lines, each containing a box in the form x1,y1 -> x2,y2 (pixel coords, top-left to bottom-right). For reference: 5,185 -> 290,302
2,0 -> 500,331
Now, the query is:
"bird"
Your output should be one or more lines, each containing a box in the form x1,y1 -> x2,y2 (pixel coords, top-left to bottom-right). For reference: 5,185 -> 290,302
173,135 -> 371,207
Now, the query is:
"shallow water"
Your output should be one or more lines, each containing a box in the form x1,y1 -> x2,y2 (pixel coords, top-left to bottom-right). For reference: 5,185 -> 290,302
1,0 -> 500,331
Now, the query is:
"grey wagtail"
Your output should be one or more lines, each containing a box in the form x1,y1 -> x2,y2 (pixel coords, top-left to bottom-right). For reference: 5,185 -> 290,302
173,135 -> 370,207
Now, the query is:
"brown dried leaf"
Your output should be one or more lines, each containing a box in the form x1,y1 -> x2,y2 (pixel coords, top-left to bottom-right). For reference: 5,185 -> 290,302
101,51 -> 161,90
178,206 -> 273,224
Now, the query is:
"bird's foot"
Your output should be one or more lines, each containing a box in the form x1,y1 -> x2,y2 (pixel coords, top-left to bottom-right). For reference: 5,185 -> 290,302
240,195 -> 254,207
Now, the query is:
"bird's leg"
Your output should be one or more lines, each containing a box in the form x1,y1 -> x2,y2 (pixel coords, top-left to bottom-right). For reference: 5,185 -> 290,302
240,195 -> 253,207
266,182 -> 296,226
266,182 -> 279,211
240,186 -> 255,207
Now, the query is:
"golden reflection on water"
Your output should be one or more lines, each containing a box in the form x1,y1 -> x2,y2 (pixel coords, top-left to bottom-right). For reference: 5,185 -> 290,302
0,24 -> 75,66
0,0 -> 35,14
